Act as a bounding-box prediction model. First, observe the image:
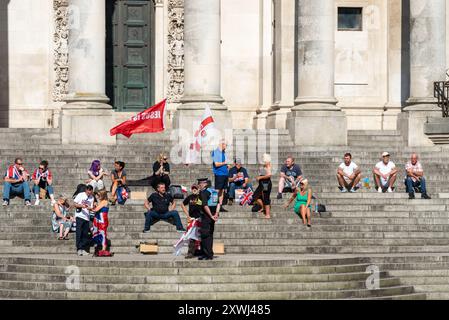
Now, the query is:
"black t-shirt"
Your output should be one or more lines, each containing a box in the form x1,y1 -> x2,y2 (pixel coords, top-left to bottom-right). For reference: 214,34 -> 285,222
112,169 -> 127,186
153,161 -> 170,176
199,189 -> 217,215
182,194 -> 202,219
147,192 -> 173,214
281,164 -> 302,179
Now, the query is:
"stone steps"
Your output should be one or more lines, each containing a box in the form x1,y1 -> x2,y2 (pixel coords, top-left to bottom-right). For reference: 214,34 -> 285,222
0,255 -> 421,299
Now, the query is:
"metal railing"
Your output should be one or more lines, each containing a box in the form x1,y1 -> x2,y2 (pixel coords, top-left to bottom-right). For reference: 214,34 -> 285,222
434,81 -> 449,117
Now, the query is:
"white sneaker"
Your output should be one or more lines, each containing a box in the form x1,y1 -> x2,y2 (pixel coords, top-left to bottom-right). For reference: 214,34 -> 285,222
350,188 -> 356,193
25,200 -> 31,206
341,188 -> 348,193
2,200 -> 8,206
34,199 -> 40,206
77,250 -> 82,256
78,250 -> 89,256
378,187 -> 382,193
387,187 -> 393,193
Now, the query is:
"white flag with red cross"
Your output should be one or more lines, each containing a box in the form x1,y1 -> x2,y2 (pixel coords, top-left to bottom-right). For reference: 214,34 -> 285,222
185,106 -> 215,164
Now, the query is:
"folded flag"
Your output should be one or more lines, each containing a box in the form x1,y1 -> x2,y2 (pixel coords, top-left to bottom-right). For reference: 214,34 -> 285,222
181,185 -> 188,193
239,188 -> 253,206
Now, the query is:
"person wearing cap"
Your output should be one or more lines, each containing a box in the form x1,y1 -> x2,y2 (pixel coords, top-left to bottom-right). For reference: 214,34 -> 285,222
405,153 -> 431,200
197,178 -> 219,260
180,184 -> 202,259
228,158 -> 252,205
373,152 -> 398,193
211,140 -> 229,212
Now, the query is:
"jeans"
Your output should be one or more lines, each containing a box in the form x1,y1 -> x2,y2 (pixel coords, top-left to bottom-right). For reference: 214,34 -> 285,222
3,182 -> 31,201
33,184 -> 54,197
75,217 -> 91,252
405,177 -> 427,195
229,183 -> 253,199
144,210 -> 184,231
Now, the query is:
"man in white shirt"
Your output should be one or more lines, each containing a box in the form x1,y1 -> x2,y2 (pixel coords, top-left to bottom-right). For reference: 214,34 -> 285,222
405,153 -> 431,200
337,153 -> 362,193
373,152 -> 398,193
74,185 -> 95,256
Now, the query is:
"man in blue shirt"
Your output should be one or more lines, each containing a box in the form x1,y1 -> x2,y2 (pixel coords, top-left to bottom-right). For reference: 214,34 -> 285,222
228,158 -> 252,205
211,140 -> 229,212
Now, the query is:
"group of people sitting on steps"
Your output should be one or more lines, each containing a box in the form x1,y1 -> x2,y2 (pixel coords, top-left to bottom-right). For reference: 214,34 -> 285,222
336,151 -> 431,200
0,144 -> 432,258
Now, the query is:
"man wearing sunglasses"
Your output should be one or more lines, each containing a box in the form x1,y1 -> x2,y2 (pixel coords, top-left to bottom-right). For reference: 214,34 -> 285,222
2,158 -> 31,206
31,160 -> 56,206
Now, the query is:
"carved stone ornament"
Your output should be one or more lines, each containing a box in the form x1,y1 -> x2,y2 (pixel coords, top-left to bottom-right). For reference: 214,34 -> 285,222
167,0 -> 184,102
53,0 -> 69,102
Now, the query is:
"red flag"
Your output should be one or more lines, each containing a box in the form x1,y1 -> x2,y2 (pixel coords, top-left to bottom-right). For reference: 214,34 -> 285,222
110,99 -> 166,138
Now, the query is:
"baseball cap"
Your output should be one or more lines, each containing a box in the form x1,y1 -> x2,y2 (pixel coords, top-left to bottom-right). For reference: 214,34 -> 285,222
382,152 -> 390,157
191,184 -> 199,190
197,178 -> 208,184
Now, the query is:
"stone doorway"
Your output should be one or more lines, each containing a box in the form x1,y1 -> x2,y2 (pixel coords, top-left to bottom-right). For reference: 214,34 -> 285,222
106,0 -> 155,112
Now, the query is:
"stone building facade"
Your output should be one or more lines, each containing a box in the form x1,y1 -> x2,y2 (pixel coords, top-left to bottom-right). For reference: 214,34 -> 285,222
0,0 -> 447,146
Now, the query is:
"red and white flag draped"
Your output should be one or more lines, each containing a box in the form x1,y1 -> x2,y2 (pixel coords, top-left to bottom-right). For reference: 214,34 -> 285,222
173,218 -> 201,256
185,106 -> 215,164
110,99 -> 166,138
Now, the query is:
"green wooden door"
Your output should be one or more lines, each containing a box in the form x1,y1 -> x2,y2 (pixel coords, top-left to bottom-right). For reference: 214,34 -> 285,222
106,0 -> 155,112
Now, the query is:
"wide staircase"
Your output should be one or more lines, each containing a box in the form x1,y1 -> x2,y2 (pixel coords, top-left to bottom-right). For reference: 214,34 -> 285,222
0,128 -> 449,299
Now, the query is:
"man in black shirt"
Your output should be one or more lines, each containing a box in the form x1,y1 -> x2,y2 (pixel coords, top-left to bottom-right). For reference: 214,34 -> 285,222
197,178 -> 219,260
143,183 -> 185,233
180,184 -> 202,259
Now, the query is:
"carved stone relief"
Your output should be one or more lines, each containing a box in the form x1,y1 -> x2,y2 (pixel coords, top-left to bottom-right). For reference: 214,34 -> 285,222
167,0 -> 184,102
53,0 -> 70,102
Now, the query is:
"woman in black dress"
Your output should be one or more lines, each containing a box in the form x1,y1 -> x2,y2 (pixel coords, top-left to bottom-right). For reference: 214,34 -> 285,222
252,154 -> 272,219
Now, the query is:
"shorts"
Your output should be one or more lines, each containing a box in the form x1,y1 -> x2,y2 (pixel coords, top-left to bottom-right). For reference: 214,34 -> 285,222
214,175 -> 228,190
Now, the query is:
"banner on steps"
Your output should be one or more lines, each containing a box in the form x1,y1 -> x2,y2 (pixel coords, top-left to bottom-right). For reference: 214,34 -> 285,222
110,99 -> 166,138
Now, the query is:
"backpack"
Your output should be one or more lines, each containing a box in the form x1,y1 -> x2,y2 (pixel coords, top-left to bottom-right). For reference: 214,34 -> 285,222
169,185 -> 184,200
73,184 -> 87,199
207,188 -> 219,207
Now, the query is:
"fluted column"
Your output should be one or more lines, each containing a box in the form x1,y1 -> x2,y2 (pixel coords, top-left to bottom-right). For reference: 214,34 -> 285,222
398,0 -> 446,147
293,0 -> 338,111
406,0 -> 446,110
174,0 -> 229,136
180,0 -> 224,107
61,0 -> 115,145
287,0 -> 347,146
65,0 -> 109,103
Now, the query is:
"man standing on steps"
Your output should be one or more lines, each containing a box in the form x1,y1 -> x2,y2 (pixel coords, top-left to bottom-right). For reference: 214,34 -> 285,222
211,140 -> 229,212
2,158 -> 31,206
277,157 -> 303,199
337,153 -> 362,193
197,178 -> 219,260
405,153 -> 431,200
73,185 -> 95,256
373,152 -> 398,193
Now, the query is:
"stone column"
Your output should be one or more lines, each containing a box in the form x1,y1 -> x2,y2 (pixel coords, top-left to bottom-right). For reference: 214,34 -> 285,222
253,0 -> 274,129
61,0 -> 115,144
286,0 -> 347,146
398,0 -> 446,146
266,0 -> 295,130
383,0 -> 403,130
173,0 -> 229,135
